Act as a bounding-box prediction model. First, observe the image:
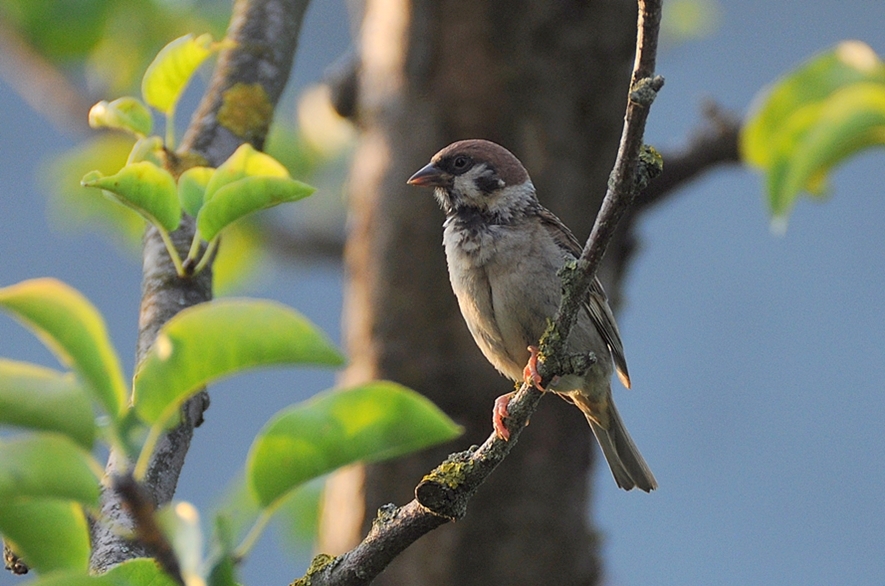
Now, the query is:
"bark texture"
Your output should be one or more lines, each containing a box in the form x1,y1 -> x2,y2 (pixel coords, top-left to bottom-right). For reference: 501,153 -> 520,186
332,1 -> 639,584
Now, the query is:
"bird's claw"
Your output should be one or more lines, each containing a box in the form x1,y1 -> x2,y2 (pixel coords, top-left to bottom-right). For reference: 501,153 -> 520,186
493,392 -> 514,441
523,345 -> 545,391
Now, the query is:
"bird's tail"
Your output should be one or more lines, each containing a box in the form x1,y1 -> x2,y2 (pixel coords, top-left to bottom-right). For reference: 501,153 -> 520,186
578,397 -> 657,492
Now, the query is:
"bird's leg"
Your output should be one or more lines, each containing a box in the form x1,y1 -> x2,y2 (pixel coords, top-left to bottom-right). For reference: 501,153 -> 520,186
492,392 -> 515,441
494,346 -> 554,441
523,345 -> 547,390
495,346 -> 558,441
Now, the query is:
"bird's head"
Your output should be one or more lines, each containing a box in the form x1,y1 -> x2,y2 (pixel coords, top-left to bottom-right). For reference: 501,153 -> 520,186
407,139 -> 536,221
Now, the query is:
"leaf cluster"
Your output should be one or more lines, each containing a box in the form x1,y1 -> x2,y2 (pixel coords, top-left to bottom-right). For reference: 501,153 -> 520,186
0,279 -> 460,585
0,33 -> 461,586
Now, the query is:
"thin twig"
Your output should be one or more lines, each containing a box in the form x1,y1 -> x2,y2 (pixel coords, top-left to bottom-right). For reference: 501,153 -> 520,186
113,474 -> 185,586
296,0 -> 665,584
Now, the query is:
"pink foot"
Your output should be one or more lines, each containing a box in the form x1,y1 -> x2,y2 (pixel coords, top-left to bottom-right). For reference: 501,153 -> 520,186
493,392 -> 515,441
523,346 -> 545,391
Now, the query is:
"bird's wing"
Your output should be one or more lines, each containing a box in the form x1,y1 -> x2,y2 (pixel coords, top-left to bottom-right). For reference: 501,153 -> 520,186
586,282 -> 631,388
537,205 -> 631,388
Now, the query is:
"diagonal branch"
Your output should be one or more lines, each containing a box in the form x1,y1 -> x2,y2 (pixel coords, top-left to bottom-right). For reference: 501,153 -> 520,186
295,0 -> 664,584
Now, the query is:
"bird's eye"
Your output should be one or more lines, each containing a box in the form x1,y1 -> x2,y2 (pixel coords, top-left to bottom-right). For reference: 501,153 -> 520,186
452,155 -> 469,171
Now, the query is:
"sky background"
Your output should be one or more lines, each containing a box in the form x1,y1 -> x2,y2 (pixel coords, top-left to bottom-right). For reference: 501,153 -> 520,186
1,1 -> 883,585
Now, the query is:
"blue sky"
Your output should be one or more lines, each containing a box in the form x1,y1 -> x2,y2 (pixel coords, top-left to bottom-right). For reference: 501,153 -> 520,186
1,1 -> 883,585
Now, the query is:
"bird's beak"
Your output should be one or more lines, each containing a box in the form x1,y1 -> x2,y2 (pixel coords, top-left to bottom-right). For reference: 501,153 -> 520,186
407,163 -> 450,187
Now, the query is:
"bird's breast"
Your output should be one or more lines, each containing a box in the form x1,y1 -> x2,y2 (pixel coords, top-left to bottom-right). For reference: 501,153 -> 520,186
442,221 -> 560,380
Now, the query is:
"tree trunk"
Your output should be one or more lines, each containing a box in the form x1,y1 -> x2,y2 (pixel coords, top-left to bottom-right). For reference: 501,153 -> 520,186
329,0 -> 637,583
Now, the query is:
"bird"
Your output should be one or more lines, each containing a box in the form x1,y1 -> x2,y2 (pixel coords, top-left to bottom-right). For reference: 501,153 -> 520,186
407,139 -> 657,492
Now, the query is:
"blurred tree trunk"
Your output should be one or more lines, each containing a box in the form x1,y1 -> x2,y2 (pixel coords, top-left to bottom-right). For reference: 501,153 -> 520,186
327,0 -> 638,583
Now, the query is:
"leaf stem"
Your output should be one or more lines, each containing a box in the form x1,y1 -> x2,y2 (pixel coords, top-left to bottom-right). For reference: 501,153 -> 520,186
233,508 -> 274,561
192,236 -> 218,275
184,230 -> 204,269
133,422 -> 164,481
156,226 -> 186,277
165,107 -> 177,150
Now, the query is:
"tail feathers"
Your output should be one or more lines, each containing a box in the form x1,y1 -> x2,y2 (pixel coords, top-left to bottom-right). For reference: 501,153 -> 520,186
586,402 -> 657,492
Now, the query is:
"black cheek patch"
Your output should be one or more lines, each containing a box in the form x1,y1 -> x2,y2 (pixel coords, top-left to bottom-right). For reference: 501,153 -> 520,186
476,174 -> 501,195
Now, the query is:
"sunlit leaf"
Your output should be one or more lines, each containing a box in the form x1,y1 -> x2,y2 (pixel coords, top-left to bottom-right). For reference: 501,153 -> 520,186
178,166 -> 215,217
82,161 -> 181,232
11,573 -> 101,586
21,558 -> 180,586
127,136 -> 166,166
142,33 -> 215,114
133,299 -> 344,425
88,97 -> 153,137
198,176 -> 315,241
0,435 -> 100,504
0,279 -> 127,418
0,500 -> 90,573
203,144 -> 291,201
742,40 -> 885,222
247,381 -> 462,508
197,144 -> 315,241
776,83 -> 885,211
27,558 -> 177,586
103,558 -> 180,586
0,360 -> 94,448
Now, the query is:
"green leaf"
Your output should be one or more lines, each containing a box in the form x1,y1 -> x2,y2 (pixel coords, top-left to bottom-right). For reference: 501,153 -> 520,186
12,573 -> 101,586
178,166 -> 215,217
142,33 -> 215,114
82,161 -> 181,232
203,144 -> 287,201
103,558 -> 180,586
127,136 -> 166,166
133,299 -> 344,425
88,97 -> 153,137
22,558 -> 180,586
196,143 -> 315,240
742,40 -> 885,222
197,177 -> 315,241
776,83 -> 885,211
0,435 -> 100,504
0,360 -> 95,448
247,381 -> 462,508
0,279 -> 127,419
0,499 -> 90,573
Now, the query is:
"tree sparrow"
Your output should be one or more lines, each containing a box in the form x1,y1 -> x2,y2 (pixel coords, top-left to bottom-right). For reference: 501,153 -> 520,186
407,139 -> 657,492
